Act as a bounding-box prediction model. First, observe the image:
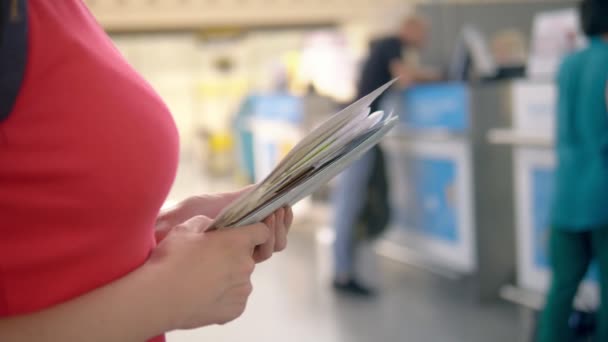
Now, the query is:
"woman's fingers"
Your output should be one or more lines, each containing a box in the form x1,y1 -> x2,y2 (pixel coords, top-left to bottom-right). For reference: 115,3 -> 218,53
175,215 -> 213,233
250,206 -> 293,262
275,208 -> 287,252
154,185 -> 257,241
202,185 -> 257,219
155,214 -> 213,242
253,214 -> 276,263
284,206 -> 294,230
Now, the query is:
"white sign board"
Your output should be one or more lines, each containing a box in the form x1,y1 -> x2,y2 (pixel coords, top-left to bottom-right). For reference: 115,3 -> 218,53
512,81 -> 556,140
527,8 -> 586,80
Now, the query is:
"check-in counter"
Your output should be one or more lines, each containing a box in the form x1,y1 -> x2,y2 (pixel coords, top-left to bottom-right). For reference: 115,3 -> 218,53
488,81 -> 599,309
381,84 -> 476,275
380,82 -> 517,301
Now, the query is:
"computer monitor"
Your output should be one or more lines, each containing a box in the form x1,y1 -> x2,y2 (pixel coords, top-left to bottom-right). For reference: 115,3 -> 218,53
448,25 -> 497,81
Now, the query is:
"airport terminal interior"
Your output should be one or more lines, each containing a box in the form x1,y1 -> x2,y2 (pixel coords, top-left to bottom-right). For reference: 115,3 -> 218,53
97,1 -> 601,341
2,0 -> 605,341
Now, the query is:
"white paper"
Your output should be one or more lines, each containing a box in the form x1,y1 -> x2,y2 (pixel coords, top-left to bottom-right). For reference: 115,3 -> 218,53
209,80 -> 398,229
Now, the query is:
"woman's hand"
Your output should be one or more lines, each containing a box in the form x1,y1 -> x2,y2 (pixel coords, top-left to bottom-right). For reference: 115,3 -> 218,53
0,214 -> 274,341
155,186 -> 254,232
156,186 -> 294,263
254,206 -> 293,263
150,215 -> 271,329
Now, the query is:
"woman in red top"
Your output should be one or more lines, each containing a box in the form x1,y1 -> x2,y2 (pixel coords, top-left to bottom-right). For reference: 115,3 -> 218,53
0,1 -> 292,341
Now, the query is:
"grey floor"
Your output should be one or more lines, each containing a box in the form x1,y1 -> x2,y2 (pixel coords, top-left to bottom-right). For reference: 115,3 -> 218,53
165,158 -> 524,342
167,227 -> 522,342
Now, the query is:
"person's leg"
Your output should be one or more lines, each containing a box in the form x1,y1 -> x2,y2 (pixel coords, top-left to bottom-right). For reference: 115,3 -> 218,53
538,229 -> 592,342
591,226 -> 608,342
332,147 -> 376,281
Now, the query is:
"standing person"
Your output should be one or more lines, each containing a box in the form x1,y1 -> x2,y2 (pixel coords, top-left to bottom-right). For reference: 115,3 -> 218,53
332,15 -> 438,296
538,0 -> 608,341
0,1 -> 293,341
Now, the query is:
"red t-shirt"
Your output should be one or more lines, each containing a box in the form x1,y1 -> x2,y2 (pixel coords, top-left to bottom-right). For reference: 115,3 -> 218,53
0,1 -> 179,341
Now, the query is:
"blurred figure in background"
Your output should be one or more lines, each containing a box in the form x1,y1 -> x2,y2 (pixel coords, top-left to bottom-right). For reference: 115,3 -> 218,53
332,14 -> 439,296
538,0 -> 608,341
303,84 -> 338,201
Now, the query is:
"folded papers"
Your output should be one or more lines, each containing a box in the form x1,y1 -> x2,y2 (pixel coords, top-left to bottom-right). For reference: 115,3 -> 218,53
210,79 -> 398,229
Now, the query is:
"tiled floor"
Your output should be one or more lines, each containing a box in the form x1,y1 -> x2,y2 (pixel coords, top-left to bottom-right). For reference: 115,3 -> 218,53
165,159 -> 523,342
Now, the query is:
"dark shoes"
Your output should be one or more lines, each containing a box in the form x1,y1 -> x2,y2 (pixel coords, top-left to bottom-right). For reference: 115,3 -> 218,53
332,278 -> 377,297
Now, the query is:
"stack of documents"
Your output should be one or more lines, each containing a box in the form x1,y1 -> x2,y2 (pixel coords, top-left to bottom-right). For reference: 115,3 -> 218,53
210,80 -> 398,229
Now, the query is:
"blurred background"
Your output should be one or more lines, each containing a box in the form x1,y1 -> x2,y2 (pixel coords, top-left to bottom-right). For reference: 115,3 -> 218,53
86,0 -> 592,341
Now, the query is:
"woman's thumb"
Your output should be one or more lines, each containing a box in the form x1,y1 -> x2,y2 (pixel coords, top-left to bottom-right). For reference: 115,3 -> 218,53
178,215 -> 214,233
155,215 -> 213,243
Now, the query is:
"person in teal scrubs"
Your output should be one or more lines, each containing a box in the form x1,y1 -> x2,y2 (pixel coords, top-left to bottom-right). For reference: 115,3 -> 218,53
539,1 -> 608,341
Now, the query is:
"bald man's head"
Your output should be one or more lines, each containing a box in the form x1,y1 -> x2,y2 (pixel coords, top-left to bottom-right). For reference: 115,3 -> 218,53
399,15 -> 429,48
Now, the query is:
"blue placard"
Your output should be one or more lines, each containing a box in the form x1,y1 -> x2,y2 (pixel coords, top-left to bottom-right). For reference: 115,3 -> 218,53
252,94 -> 303,124
532,168 -> 554,269
234,96 -> 258,182
233,94 -> 302,181
401,156 -> 459,242
401,83 -> 469,132
530,166 -> 598,282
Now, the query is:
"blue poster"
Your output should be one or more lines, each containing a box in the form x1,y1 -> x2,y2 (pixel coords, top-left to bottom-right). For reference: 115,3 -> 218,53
530,167 -> 598,282
401,83 -> 469,133
402,156 -> 459,242
235,94 -> 302,181
531,168 -> 554,269
253,94 -> 302,124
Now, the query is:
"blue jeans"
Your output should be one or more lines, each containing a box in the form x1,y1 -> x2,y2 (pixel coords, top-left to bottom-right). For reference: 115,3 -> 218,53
332,148 -> 376,277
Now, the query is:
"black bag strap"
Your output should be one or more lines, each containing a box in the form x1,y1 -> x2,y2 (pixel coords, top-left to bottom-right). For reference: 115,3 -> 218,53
0,2 -> 5,47
0,0 -> 28,123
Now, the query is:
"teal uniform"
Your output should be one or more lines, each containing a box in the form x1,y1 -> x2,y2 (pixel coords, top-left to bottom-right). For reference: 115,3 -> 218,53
540,37 -> 608,342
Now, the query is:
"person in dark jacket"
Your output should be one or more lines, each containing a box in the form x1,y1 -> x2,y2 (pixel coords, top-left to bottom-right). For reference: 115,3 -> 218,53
332,15 -> 438,296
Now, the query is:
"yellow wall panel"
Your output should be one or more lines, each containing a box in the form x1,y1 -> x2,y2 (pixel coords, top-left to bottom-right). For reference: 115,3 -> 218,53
85,0 -> 403,31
